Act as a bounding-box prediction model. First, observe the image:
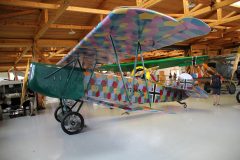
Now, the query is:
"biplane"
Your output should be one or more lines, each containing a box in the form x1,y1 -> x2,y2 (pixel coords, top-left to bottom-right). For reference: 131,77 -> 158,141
28,7 -> 211,135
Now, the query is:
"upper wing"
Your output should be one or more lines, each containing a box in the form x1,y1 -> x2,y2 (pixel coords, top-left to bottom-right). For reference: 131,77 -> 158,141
59,7 -> 211,67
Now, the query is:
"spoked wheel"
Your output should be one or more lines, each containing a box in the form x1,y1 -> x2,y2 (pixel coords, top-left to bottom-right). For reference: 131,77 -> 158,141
236,91 -> 240,103
61,112 -> 84,135
54,105 -> 71,122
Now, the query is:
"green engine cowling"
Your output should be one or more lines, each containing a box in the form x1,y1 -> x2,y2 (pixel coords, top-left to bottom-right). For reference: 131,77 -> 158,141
28,62 -> 85,100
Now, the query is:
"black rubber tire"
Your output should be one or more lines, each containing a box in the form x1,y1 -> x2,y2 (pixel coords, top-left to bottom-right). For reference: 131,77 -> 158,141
183,104 -> 187,108
61,112 -> 84,135
227,82 -> 236,94
54,105 -> 71,122
204,82 -> 211,93
236,91 -> 240,103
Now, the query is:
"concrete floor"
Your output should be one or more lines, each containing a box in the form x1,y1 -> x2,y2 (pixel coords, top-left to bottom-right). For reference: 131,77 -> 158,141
0,94 -> 240,160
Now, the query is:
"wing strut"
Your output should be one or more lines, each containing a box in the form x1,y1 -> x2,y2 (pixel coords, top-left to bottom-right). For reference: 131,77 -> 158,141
85,60 -> 97,95
110,35 -> 131,105
138,42 -> 152,108
130,42 -> 140,103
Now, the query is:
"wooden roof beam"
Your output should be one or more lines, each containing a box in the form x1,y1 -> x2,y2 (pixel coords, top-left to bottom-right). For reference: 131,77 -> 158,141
198,32 -> 240,44
180,0 -> 239,18
0,9 -> 39,20
183,0 -> 190,14
48,48 -> 67,59
34,0 -> 72,40
0,39 -> 32,47
0,21 -> 38,28
209,14 -> 240,27
190,3 -> 203,13
216,0 -> 222,20
139,0 -> 164,8
136,0 -> 143,6
49,24 -> 93,30
0,39 -> 78,48
43,9 -> 48,24
224,26 -> 240,33
0,0 -> 58,9
0,21 -> 93,30
14,46 -> 31,65
67,6 -> 109,14
223,11 -> 236,18
0,0 -> 110,15
37,39 -> 78,47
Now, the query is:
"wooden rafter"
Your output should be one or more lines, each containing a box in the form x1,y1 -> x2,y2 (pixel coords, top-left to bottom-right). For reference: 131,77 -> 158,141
190,3 -> 203,13
136,0 -> 143,6
48,48 -> 67,59
0,21 -> 37,28
86,0 -> 107,26
0,9 -> 39,20
0,39 -> 78,48
224,26 -> 240,33
37,39 -> 78,47
50,24 -> 93,30
34,0 -> 72,40
209,14 -> 240,27
198,31 -> 240,44
43,9 -> 48,24
223,11 -> 236,18
0,0 -> 110,15
83,0 -> 107,38
139,0 -> 164,8
14,46 -> 31,65
0,0 -> 59,9
99,14 -> 104,21
0,22 -> 94,30
216,0 -> 222,20
67,6 -> 109,14
183,0 -> 189,14
180,0 -> 239,18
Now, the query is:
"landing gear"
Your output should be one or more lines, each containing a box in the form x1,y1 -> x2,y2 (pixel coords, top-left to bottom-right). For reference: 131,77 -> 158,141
177,101 -> 187,108
54,99 -> 85,135
61,112 -> 84,135
54,105 -> 71,122
236,91 -> 240,103
54,99 -> 77,122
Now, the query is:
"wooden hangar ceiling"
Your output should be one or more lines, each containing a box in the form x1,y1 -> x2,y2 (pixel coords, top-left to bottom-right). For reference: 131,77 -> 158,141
0,0 -> 239,72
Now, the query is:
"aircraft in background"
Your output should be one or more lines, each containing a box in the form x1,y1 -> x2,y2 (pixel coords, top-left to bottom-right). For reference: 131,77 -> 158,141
28,7 -> 211,135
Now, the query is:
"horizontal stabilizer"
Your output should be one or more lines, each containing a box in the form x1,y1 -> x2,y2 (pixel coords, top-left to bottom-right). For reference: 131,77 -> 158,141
185,86 -> 208,98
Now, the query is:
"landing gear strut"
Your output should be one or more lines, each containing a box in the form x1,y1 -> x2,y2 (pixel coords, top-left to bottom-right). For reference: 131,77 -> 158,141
177,101 -> 187,108
54,99 -> 85,135
61,112 -> 84,135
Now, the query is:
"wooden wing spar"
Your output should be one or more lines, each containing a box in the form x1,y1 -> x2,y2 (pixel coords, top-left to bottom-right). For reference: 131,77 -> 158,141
58,7 -> 211,68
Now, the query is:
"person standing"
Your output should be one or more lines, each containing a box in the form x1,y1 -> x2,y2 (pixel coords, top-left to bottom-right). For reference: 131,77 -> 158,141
27,88 -> 37,116
210,73 -> 222,105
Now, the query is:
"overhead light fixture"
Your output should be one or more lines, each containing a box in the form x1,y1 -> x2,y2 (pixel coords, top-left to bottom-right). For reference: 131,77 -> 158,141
230,1 -> 240,8
68,29 -> 76,35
